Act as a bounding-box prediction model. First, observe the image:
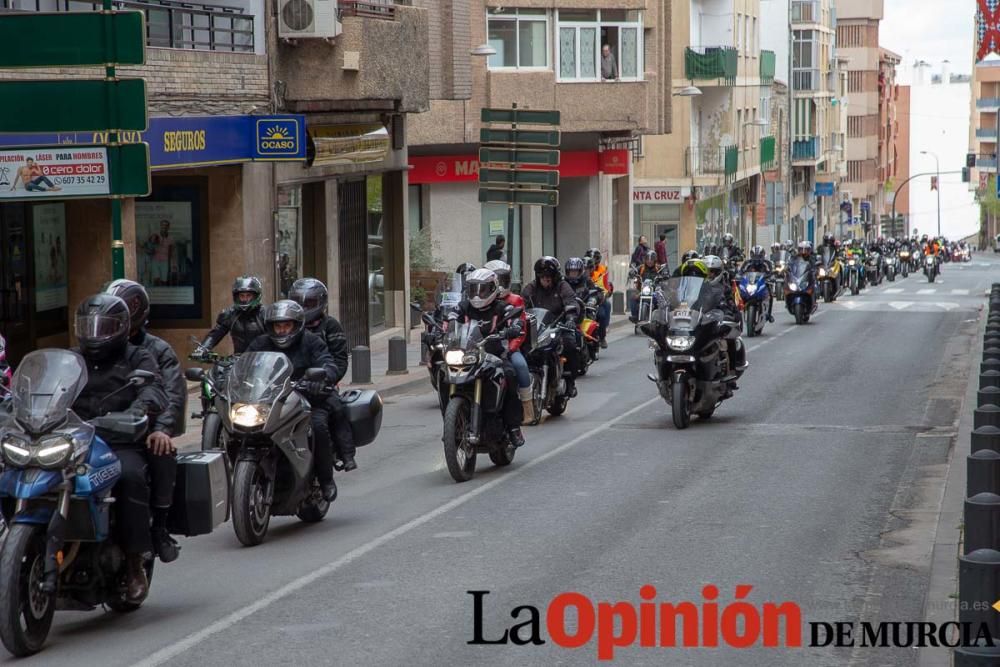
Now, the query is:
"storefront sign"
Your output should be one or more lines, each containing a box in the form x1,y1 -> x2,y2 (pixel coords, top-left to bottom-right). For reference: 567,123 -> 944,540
598,150 -> 630,175
308,123 -> 389,167
410,150 -> 628,184
0,146 -> 109,199
632,187 -> 689,203
0,115 -> 306,170
815,182 -> 835,197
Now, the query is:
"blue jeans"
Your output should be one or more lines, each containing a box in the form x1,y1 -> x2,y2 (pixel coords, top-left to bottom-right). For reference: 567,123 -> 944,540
509,350 -> 531,389
597,301 -> 611,339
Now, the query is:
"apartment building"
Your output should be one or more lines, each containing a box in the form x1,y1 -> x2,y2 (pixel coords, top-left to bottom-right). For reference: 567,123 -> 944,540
633,0 -> 774,263
408,0 -> 670,284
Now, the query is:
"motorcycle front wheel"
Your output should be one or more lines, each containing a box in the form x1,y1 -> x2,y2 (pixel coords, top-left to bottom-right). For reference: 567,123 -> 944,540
201,412 -> 224,452
745,305 -> 757,338
0,525 -> 54,657
443,397 -> 477,483
794,302 -> 806,325
232,460 -> 272,546
671,378 -> 691,429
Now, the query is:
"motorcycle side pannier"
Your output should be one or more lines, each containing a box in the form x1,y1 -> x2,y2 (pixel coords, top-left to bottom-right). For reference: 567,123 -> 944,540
342,389 -> 383,447
169,450 -> 230,537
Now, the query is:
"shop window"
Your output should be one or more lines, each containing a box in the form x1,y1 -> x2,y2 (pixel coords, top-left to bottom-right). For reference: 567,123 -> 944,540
135,185 -> 204,321
367,175 -> 385,332
276,185 -> 302,299
481,204 -> 521,283
32,203 -> 67,313
487,8 -> 549,69
557,9 -> 643,82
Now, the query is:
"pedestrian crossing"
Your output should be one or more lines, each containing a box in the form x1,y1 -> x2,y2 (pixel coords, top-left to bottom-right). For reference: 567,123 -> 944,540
873,286 -> 968,296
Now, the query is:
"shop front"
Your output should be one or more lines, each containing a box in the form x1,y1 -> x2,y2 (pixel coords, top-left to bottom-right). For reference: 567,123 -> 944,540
632,186 -> 693,269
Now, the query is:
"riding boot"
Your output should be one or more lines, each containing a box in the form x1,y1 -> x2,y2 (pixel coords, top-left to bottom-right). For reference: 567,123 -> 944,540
518,387 -> 535,425
125,554 -> 149,604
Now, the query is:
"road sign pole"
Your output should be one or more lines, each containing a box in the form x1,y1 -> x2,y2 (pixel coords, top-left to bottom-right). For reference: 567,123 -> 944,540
105,0 -> 125,280
508,104 -> 516,261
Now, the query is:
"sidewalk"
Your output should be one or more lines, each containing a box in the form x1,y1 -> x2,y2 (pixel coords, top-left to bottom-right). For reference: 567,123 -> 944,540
174,312 -> 633,451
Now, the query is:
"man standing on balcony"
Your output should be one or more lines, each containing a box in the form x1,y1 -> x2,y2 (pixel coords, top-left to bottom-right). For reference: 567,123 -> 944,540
601,44 -> 618,80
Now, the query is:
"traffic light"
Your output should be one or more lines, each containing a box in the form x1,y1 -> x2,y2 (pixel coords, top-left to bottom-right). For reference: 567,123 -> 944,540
968,152 -> 977,168
963,167 -> 971,183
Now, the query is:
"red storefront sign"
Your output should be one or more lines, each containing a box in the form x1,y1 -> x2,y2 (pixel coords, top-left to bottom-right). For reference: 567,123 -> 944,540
409,149 -> 629,184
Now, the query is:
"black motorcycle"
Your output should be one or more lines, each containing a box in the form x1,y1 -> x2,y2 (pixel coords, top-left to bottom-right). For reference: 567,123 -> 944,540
420,273 -> 464,411
785,257 -> 817,325
577,286 -> 604,374
188,345 -> 237,451
439,311 -> 522,483
524,308 -> 577,424
640,277 -> 742,429
865,250 -> 883,286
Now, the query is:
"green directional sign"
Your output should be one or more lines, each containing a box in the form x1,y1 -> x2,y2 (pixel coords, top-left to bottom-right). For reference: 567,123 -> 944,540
0,79 -> 147,133
481,108 -> 561,125
478,188 -> 559,207
0,12 -> 145,67
479,147 -> 560,167
108,143 -> 152,196
479,168 -> 559,188
479,128 -> 561,147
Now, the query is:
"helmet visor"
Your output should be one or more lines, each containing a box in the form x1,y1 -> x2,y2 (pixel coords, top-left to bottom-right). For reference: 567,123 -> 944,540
466,282 -> 495,301
74,313 -> 127,342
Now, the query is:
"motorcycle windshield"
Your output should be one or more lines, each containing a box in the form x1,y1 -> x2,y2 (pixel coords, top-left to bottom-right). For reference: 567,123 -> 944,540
788,258 -> 812,282
445,321 -> 483,352
743,271 -> 766,285
437,273 -> 464,308
11,349 -> 88,434
226,352 -> 293,405
659,276 -> 718,311
820,247 -> 835,267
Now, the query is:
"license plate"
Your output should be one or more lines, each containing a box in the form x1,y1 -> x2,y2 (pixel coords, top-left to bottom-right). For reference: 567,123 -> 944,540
672,309 -> 691,319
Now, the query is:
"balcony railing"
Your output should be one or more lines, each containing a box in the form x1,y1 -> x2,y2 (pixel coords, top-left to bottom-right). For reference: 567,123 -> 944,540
685,47 -> 737,84
0,0 -> 254,52
760,136 -> 776,169
761,51 -> 776,84
978,157 -> 998,170
978,98 -> 1000,110
977,128 -> 999,140
685,146 -> 727,176
793,69 -> 821,92
793,137 -> 820,161
791,0 -> 818,23
724,145 -> 738,177
340,0 -> 399,20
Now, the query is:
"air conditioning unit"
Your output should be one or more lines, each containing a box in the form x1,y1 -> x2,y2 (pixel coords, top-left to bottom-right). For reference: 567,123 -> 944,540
278,0 -> 341,39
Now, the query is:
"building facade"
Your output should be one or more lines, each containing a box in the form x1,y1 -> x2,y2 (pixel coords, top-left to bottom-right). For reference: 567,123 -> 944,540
408,0 -> 671,286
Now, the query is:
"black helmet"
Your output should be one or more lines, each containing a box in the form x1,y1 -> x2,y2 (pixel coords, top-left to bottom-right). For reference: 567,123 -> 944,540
750,245 -> 765,260
586,247 -> 603,265
232,276 -> 263,312
75,294 -> 131,360
583,255 -> 596,273
534,256 -> 561,281
104,279 -> 149,335
288,278 -> 329,325
456,262 -> 477,277
722,233 -> 735,247
564,257 -> 586,286
264,300 -> 306,350
681,249 -> 701,263
822,233 -> 835,246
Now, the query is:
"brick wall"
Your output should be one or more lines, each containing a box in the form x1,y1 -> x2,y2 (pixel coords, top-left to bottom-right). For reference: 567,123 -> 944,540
0,48 -> 270,116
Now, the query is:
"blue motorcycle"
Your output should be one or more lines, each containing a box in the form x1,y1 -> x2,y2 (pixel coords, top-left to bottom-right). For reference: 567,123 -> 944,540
0,349 -> 225,656
737,271 -> 770,338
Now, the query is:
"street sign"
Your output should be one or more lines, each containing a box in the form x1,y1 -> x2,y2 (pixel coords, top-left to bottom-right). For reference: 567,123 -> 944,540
479,168 -> 560,188
479,128 -> 561,147
479,147 -> 560,167
0,143 -> 150,200
0,12 -> 145,67
0,79 -> 147,133
478,188 -> 559,206
481,108 -> 561,125
815,181 -> 835,197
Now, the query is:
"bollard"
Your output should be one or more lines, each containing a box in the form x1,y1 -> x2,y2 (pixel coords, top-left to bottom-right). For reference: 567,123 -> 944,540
972,426 -> 1000,454
351,345 -> 372,385
984,347 -> 1000,362
975,404 -> 1000,429
983,359 -> 1000,375
386,336 -> 409,375
964,493 -> 1000,554
612,290 -> 626,315
969,450 -> 1000,496
956,549 -> 1000,664
979,387 -> 1000,409
981,371 -> 1000,390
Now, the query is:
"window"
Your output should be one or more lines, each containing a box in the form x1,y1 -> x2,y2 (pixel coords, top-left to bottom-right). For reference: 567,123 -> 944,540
487,8 -> 548,69
557,9 -> 643,81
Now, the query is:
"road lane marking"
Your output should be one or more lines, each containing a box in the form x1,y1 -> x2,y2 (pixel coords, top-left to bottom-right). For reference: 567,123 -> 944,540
917,289 -> 936,295
885,288 -> 904,294
951,289 -> 970,295
889,302 -> 912,310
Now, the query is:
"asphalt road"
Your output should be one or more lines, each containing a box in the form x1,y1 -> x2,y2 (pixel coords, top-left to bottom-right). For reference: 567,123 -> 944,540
5,256 -> 993,666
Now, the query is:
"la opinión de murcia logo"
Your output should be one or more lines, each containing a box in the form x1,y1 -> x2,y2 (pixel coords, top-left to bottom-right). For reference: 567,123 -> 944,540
468,586 -> 1000,660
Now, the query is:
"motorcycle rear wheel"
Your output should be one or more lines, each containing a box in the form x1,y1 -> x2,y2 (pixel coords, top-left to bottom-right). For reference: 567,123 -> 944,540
232,460 -> 271,546
296,482 -> 331,523
671,379 -> 691,430
443,398 -> 477,483
547,394 -> 569,416
105,558 -> 154,613
0,525 -> 54,657
488,439 -> 516,467
528,374 -> 543,426
200,412 -> 224,452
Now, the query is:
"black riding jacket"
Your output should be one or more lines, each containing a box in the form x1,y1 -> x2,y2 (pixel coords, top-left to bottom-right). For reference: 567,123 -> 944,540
246,331 -> 338,388
520,279 -> 579,322
131,329 -> 186,437
201,306 -> 266,354
305,316 -> 350,385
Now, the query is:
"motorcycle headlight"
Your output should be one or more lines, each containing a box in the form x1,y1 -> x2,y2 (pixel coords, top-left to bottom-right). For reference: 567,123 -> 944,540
1,434 -> 31,467
818,268 -> 827,277
847,260 -> 855,266
788,282 -> 799,291
587,298 -> 597,307
666,336 -> 696,351
231,403 -> 269,427
444,350 -> 466,365
900,252 -> 909,258
926,257 -> 935,265
463,352 -> 480,365
746,284 -> 758,295
641,286 -> 652,296
35,435 -> 72,467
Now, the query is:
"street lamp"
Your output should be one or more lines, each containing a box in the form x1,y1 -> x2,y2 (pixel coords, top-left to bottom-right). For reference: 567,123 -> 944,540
920,150 -> 942,238
673,85 -> 703,97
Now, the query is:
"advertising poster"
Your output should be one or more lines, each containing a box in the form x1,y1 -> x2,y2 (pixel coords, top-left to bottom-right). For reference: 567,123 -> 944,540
32,203 -> 67,312
135,201 -> 195,306
276,207 -> 300,298
0,147 -> 110,200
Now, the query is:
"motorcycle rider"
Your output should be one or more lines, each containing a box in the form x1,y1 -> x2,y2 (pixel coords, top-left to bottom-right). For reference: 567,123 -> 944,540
71,294 -> 168,603
769,242 -> 784,265
521,257 -> 582,398
103,279 -> 184,563
721,233 -> 745,265
246,301 -> 340,503
450,269 -> 526,446
287,278 -> 357,472
701,256 -> 747,394
483,260 -> 533,425
630,250 -> 661,322
738,245 -> 775,323
455,262 -> 478,288
585,248 -> 612,349
196,276 -> 266,354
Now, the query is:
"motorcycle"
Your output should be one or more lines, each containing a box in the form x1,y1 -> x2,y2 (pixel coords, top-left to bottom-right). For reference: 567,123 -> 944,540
865,251 -> 883,287
640,277 -> 742,429
770,250 -> 790,298
924,254 -> 939,283
737,271 -> 770,338
420,273 -> 464,412
185,351 -> 381,545
631,270 -> 656,334
883,251 -> 898,282
785,257 -> 817,325
188,344 -> 238,451
439,310 -> 522,482
898,248 -> 912,278
577,287 -> 604,374
844,254 -> 864,295
0,349 -> 227,656
816,247 -> 842,303
524,308 -> 577,424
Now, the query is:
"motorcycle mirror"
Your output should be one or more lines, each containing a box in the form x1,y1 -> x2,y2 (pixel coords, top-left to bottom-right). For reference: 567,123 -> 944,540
185,367 -> 205,383
505,306 -> 524,319
304,368 -> 326,382
128,369 -> 156,387
421,312 -> 436,327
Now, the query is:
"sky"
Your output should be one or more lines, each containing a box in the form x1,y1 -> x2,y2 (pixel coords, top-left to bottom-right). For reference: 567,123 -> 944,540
881,0 -> 976,78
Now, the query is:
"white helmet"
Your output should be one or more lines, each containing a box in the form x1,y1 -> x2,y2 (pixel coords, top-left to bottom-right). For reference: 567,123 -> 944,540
465,268 -> 500,309
483,260 -> 512,297
702,255 -> 724,283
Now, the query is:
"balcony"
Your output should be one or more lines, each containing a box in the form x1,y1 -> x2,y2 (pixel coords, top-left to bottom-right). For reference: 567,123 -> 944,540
977,98 -> 1000,110
793,69 -> 821,93
760,136 -> 776,169
725,145 -> 739,177
791,0 -> 818,23
978,157 -> 998,171
1,0 -> 254,52
977,128 -> 999,140
793,137 -> 820,162
761,51 -> 776,84
685,47 -> 737,84
685,146 -> 728,177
